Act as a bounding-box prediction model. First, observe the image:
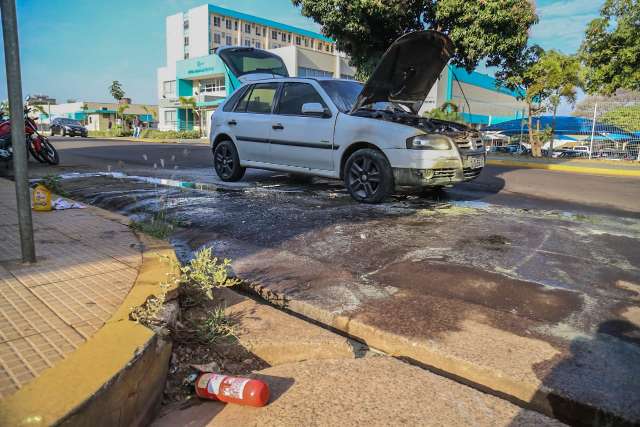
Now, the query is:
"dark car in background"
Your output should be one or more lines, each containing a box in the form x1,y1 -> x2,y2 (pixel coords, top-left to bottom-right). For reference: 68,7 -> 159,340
50,118 -> 88,137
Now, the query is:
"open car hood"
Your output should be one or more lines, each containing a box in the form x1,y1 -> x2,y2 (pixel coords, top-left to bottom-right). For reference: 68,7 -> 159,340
216,47 -> 289,84
352,30 -> 454,114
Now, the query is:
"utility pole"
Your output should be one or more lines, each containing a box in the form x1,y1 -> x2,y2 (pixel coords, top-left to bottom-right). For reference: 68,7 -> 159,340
1,0 -> 36,263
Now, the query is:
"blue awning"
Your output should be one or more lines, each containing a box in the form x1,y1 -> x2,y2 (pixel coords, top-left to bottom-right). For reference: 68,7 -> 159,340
485,116 -> 632,136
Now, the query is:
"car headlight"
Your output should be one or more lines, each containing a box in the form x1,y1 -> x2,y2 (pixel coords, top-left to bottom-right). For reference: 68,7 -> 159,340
406,135 -> 452,150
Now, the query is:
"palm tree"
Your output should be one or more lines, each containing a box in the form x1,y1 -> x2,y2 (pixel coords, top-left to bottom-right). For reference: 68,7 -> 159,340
109,81 -> 125,126
178,96 -> 200,136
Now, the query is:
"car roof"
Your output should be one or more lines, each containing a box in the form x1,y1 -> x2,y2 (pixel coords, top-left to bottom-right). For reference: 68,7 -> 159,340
243,77 -> 361,84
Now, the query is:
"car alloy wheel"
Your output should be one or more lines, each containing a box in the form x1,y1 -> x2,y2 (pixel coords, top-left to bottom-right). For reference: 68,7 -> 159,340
213,140 -> 245,182
344,148 -> 393,203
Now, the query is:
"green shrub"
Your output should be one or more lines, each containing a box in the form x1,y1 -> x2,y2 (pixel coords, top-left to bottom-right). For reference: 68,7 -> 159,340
88,128 -> 133,138
139,129 -> 201,139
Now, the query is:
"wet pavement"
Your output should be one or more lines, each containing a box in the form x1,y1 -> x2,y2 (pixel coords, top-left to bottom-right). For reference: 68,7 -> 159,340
53,169 -> 640,424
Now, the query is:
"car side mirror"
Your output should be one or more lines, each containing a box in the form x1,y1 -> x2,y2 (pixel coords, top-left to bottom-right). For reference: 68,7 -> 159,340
301,102 -> 329,118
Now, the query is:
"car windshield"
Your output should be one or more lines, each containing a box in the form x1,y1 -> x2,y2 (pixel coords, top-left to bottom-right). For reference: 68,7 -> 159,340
219,48 -> 288,77
318,80 -> 363,113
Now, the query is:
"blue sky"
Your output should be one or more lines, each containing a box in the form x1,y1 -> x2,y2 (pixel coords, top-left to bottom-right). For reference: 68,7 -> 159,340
1,0 -> 604,105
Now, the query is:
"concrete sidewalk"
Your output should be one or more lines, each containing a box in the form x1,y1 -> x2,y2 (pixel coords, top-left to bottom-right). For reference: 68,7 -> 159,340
0,178 -> 142,397
154,289 -> 563,427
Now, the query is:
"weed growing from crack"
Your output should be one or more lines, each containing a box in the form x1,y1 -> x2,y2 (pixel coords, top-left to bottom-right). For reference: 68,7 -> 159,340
129,282 -> 171,327
40,174 -> 68,197
179,247 -> 240,300
196,305 -> 236,345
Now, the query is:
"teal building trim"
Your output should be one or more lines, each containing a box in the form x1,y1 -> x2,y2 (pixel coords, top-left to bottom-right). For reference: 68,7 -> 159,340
208,4 -> 333,43
178,79 -> 194,97
461,112 -> 522,125
450,66 -> 524,98
445,65 -> 453,102
177,108 -> 194,130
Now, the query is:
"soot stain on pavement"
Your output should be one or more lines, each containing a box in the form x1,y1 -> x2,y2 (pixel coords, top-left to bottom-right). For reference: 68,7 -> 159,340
355,261 -> 584,340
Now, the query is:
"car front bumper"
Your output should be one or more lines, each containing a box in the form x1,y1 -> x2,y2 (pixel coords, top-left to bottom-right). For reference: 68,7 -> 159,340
384,148 -> 485,187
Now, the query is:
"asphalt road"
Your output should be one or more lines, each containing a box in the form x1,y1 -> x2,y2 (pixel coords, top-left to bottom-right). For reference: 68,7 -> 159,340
17,137 -> 640,217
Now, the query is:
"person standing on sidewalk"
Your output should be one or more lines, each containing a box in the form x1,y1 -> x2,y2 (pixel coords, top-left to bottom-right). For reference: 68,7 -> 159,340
133,118 -> 141,138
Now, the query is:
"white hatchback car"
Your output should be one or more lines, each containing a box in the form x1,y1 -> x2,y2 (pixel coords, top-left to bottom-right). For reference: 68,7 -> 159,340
210,30 -> 485,203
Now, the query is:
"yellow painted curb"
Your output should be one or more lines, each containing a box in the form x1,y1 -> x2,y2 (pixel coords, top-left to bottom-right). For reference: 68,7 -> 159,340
0,214 -> 179,427
487,159 -> 640,177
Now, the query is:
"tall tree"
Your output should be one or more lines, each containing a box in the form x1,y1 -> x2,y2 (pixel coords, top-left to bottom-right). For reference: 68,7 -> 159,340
292,0 -> 538,79
580,0 -> 640,95
496,45 -> 547,157
531,51 -> 581,155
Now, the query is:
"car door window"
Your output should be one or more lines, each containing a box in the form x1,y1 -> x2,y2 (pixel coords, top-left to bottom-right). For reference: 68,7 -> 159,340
276,82 -> 327,116
223,85 -> 250,112
245,83 -> 279,114
233,85 -> 254,112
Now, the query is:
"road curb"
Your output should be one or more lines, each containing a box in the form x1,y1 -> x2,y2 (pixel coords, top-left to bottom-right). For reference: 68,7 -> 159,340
248,284 -> 632,426
0,211 -> 180,427
487,158 -> 640,177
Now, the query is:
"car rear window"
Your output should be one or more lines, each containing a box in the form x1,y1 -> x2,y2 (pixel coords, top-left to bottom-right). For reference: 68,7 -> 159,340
223,86 -> 250,112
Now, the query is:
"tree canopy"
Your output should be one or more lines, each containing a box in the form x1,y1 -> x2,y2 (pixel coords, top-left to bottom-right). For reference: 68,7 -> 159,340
109,80 -> 125,101
292,0 -> 538,79
579,0 -> 640,95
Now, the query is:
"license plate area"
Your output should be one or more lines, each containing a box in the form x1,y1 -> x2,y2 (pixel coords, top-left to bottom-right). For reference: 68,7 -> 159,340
466,155 -> 485,169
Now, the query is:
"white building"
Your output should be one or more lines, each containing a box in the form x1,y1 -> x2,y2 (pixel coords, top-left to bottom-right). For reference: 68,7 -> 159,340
156,4 -> 356,134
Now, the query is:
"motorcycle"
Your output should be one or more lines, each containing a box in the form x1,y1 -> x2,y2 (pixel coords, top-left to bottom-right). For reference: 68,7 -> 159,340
0,107 -> 59,165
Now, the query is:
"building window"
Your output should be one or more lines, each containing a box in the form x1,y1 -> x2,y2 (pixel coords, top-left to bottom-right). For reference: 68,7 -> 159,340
164,110 -> 176,125
213,33 -> 221,44
234,21 -> 238,31
226,35 -> 232,45
163,80 -> 176,97
256,41 -> 261,49
213,16 -> 220,27
244,39 -> 251,47
295,36 -> 301,45
184,52 -> 189,59
304,38 -> 309,47
340,74 -> 355,80
199,78 -> 225,94
298,67 -> 333,78
225,19 -> 232,30
245,23 -> 251,33
184,36 -> 189,46
255,26 -> 261,36
288,34 -> 292,43
183,19 -> 189,30
281,33 -> 286,42
325,44 -> 330,52
272,30 -> 277,40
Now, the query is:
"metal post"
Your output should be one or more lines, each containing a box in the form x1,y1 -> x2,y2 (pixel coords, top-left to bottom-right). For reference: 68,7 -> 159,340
1,0 -> 36,263
588,102 -> 598,160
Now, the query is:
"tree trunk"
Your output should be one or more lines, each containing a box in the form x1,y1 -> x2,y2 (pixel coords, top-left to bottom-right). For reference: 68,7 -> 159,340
549,105 -> 558,157
527,102 -> 534,155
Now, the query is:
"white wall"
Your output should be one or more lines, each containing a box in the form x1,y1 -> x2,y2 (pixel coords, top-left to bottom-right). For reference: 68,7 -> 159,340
188,5 -> 210,58
166,12 -> 184,65
268,46 -> 297,77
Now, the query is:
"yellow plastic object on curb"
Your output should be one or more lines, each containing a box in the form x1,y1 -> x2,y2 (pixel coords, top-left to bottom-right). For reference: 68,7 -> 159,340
32,184 -> 52,211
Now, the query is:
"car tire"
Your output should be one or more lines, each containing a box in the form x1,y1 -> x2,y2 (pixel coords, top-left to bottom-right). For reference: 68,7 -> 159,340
60,128 -> 66,137
344,148 -> 394,204
213,140 -> 245,182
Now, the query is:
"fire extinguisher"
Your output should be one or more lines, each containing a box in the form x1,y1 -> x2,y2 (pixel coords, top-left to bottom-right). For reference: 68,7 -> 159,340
195,373 -> 270,407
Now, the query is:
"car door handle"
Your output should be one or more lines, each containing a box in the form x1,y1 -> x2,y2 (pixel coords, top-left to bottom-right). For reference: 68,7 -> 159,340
272,123 -> 284,130
227,120 -> 237,126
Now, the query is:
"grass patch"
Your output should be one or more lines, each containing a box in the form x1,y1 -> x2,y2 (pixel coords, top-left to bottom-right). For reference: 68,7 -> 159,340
130,210 -> 183,240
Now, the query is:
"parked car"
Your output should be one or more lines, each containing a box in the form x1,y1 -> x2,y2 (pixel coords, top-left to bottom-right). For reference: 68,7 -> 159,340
50,118 -> 88,137
210,31 -> 486,203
